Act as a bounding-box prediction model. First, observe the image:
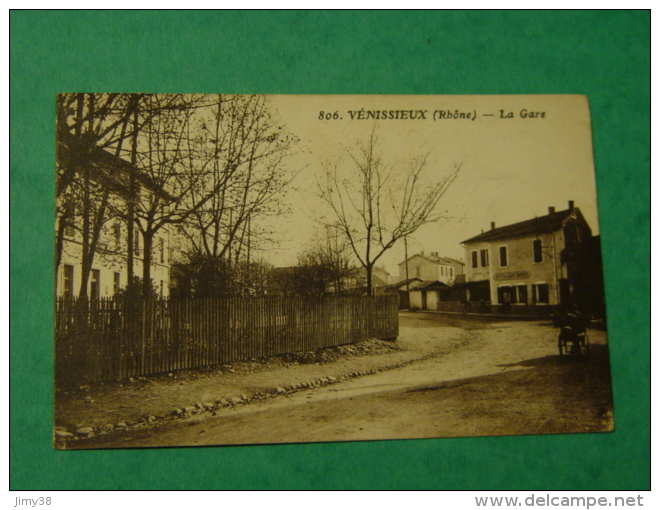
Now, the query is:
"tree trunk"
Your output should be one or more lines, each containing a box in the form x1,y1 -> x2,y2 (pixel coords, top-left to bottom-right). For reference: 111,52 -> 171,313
79,187 -> 110,298
54,208 -> 71,285
127,180 -> 136,284
78,94 -> 95,298
55,194 -> 74,293
142,231 -> 153,298
127,105 -> 139,284
79,166 -> 91,298
366,264 -> 373,296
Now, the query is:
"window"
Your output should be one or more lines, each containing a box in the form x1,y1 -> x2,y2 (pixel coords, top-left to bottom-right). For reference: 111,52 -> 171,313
64,205 -> 76,237
114,223 -> 121,251
499,246 -> 508,267
90,269 -> 101,299
499,285 -> 527,305
532,283 -> 549,304
471,251 -> 478,268
497,286 -> 512,304
564,225 -> 578,247
449,267 -> 453,277
63,264 -> 74,297
480,249 -> 489,267
160,280 -> 164,296
159,238 -> 165,263
533,239 -> 543,263
134,234 -> 140,256
114,272 -> 121,295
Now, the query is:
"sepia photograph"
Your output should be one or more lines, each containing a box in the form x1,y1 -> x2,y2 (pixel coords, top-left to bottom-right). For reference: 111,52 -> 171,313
53,93 -> 613,449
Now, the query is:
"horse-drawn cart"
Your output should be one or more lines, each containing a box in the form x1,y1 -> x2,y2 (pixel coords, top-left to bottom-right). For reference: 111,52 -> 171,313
554,309 -> 590,356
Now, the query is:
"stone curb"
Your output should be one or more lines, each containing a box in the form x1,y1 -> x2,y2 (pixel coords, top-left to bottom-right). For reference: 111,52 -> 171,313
54,348 -> 449,446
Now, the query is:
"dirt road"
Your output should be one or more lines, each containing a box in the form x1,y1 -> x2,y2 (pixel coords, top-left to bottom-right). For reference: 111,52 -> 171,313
72,314 -> 613,448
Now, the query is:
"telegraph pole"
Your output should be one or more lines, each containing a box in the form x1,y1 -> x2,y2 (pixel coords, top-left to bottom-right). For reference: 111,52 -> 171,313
404,236 -> 410,309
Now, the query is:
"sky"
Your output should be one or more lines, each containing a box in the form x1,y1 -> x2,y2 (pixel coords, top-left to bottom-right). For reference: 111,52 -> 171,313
262,95 -> 600,280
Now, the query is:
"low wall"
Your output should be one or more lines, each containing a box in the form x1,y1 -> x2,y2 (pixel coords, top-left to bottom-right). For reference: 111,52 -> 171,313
436,301 -> 465,313
434,301 -> 560,317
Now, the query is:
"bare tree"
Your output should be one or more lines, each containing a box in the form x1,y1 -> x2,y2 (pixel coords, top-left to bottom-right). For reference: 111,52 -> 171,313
130,94 -> 215,297
234,258 -> 273,297
176,95 -> 297,264
319,129 -> 460,295
56,93 -> 297,299
282,228 -> 358,298
290,251 -> 338,298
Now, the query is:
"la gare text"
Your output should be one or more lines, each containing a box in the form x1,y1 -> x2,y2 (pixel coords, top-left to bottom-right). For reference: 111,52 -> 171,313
318,109 -> 547,121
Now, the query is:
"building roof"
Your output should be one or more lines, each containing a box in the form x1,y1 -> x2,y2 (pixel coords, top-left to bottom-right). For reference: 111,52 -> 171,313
372,266 -> 391,276
90,148 -> 176,202
442,256 -> 465,266
355,266 -> 390,286
462,207 -> 579,244
410,280 -> 449,291
270,266 -> 296,277
385,278 -> 422,291
57,136 -> 175,202
399,253 -> 464,267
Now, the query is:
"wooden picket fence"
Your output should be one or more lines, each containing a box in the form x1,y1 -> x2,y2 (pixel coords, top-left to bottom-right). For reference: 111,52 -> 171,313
55,295 -> 399,385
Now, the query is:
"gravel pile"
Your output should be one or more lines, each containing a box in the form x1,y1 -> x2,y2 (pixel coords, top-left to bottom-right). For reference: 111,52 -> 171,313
275,339 -> 402,365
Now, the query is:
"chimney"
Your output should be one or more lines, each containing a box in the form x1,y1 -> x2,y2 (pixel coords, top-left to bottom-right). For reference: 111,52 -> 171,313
548,206 -> 555,214
568,200 -> 574,211
490,222 -> 496,230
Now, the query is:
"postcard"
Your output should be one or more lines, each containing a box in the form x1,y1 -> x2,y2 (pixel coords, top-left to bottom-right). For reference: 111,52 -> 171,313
54,94 -> 612,448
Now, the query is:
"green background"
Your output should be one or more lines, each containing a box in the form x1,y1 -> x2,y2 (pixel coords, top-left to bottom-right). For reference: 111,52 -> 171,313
10,11 -> 650,490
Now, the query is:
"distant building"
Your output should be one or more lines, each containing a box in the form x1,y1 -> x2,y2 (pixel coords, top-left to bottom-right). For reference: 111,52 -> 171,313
265,265 -> 390,297
398,251 -> 464,285
385,278 -> 422,309
385,278 -> 459,311
354,266 -> 390,294
408,280 -> 450,310
461,201 -> 603,314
